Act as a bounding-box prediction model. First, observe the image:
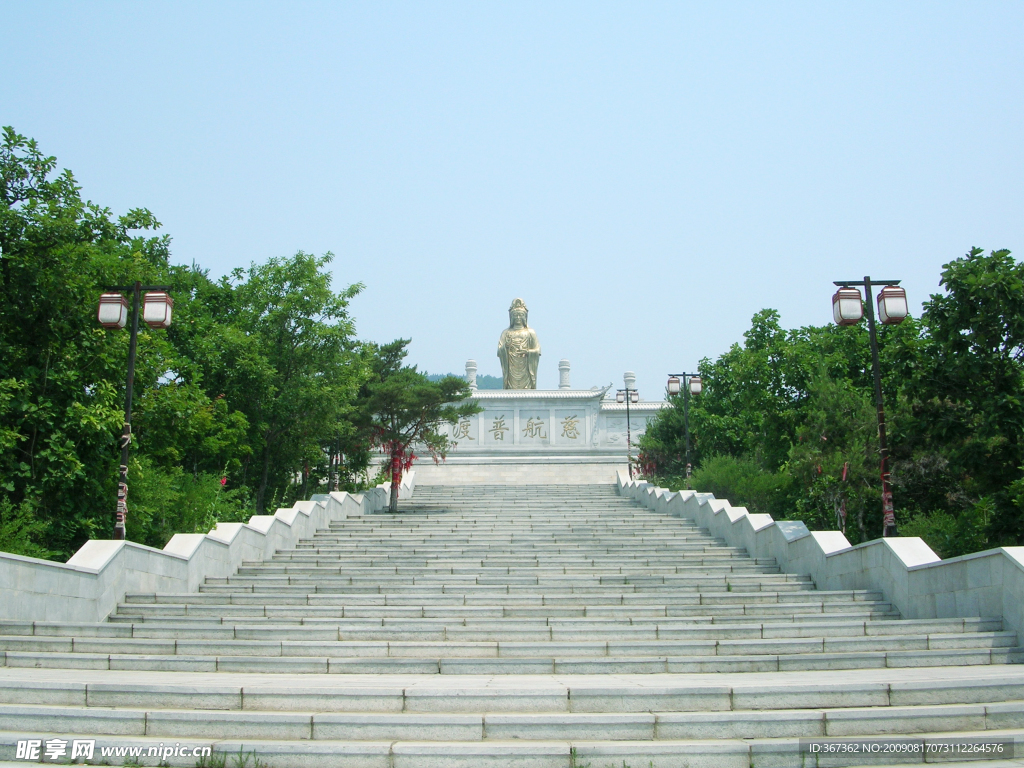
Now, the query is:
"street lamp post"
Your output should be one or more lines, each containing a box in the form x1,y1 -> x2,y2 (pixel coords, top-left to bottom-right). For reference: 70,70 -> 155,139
666,373 -> 703,483
616,385 -> 640,480
97,281 -> 173,540
831,276 -> 908,538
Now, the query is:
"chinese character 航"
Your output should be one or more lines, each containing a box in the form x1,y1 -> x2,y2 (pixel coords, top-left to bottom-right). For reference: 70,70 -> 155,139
522,417 -> 547,439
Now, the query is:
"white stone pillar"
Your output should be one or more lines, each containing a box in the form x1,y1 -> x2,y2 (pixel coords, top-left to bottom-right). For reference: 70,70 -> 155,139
558,359 -> 571,389
465,360 -> 478,390
624,371 -> 636,392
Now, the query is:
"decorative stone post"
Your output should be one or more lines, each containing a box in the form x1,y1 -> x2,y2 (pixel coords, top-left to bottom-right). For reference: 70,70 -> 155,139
559,359 -> 571,389
465,360 -> 478,391
623,371 -> 636,392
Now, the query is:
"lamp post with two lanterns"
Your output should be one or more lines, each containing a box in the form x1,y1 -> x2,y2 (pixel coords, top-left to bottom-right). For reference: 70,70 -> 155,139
97,282 -> 174,541
831,276 -> 908,538
666,373 -> 703,483
616,385 -> 639,480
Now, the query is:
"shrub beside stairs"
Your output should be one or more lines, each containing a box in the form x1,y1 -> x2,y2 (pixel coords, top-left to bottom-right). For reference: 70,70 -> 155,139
1,484 -> 1023,767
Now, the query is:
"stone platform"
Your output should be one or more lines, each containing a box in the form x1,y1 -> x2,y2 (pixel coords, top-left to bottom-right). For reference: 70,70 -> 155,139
411,385 -> 665,485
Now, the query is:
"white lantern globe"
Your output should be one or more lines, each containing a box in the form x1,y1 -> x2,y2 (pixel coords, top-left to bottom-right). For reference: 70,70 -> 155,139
630,391 -> 639,404
143,292 -> 174,329
877,285 -> 908,325
616,391 -> 625,404
689,375 -> 703,395
667,376 -> 681,395
97,293 -> 128,329
832,287 -> 863,326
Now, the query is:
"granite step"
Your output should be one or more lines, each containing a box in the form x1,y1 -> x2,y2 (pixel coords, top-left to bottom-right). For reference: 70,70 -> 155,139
3,700 -> 1023,741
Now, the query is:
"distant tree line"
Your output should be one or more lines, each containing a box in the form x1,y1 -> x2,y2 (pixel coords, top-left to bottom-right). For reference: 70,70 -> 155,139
427,372 -> 502,390
0,128 -> 470,560
638,248 -> 1024,558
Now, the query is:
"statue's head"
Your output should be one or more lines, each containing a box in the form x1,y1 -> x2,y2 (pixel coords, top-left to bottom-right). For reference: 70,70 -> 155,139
508,298 -> 528,329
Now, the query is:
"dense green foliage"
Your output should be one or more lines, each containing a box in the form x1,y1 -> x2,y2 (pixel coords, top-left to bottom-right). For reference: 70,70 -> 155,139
0,128 -> 420,559
638,249 -> 1024,557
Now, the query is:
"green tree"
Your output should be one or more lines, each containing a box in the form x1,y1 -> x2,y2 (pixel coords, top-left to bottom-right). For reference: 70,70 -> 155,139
358,340 -> 479,512
0,128 -> 351,556
639,307 -> 918,544
0,127 -> 170,554
896,247 -> 1024,548
200,252 -> 365,513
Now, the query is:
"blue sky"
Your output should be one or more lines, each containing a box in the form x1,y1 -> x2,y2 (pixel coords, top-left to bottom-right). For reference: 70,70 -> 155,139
3,2 -> 1022,393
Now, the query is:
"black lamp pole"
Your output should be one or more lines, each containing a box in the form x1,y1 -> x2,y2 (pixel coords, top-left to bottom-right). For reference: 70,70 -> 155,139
105,281 -> 171,541
667,372 -> 700,483
616,387 -> 638,480
834,276 -> 900,538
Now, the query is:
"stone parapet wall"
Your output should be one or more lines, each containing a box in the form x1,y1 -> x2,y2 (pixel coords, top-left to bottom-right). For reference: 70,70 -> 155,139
441,387 -> 666,451
0,473 -> 416,623
618,473 -> 1024,643
413,459 -> 624,485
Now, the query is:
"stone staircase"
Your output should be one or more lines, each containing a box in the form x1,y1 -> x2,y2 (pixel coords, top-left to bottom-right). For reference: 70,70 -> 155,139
1,484 -> 1022,767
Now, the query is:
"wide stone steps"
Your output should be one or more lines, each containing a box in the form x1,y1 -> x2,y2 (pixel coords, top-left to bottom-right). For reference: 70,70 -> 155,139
5,669 -> 1024,710
1,667 -> 1023,766
104,605 -> 908,624
2,483 -> 1021,766
6,617 -> 991,642
3,701 -> 1023,741
126,588 -> 850,605
4,733 -> 1023,768
6,651 -> 1017,676
3,733 -> 1024,768
3,631 -> 1014,655
200,577 -> 804,590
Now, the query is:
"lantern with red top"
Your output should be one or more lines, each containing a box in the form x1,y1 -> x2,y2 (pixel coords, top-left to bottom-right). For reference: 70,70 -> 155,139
832,287 -> 864,326
143,291 -> 174,329
877,285 -> 908,325
97,293 -> 129,329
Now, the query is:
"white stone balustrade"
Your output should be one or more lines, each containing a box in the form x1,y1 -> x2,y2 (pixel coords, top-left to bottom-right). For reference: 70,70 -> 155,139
0,472 -> 416,623
618,472 -> 1024,642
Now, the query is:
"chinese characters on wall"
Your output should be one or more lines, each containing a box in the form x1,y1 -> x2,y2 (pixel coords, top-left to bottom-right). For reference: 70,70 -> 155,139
522,417 -> 547,439
442,406 -> 655,448
490,416 -> 509,441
